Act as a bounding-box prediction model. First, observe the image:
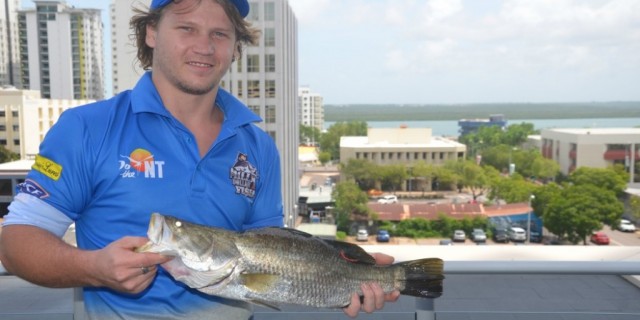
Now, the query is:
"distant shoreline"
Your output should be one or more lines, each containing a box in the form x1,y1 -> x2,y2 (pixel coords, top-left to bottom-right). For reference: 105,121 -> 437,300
324,101 -> 640,122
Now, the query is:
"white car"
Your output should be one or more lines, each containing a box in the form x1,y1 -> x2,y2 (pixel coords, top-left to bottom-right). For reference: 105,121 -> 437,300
509,227 -> 527,242
377,195 -> 398,204
619,219 -> 636,232
356,229 -> 369,241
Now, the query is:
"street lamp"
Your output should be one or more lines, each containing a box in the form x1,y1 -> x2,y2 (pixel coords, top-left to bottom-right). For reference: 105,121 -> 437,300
527,194 -> 535,244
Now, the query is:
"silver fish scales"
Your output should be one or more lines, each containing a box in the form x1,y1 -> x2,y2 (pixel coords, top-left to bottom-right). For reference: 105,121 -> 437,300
137,213 -> 444,309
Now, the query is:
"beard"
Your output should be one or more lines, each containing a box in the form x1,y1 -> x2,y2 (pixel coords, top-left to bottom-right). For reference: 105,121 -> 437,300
174,78 -> 217,96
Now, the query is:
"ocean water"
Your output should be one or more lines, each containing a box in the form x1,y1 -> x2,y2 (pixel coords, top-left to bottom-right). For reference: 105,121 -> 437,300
324,117 -> 639,136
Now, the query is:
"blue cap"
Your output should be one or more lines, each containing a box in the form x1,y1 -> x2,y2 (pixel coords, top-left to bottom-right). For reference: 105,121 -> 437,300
150,0 -> 250,18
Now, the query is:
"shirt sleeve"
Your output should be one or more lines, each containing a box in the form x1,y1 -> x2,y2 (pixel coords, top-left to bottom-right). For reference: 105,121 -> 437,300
2,193 -> 74,238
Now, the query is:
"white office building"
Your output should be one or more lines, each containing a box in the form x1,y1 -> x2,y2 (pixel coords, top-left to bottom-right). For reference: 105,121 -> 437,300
299,86 -> 324,132
341,127 -> 467,191
0,0 -> 21,87
18,0 -> 105,100
109,0 -> 300,226
0,87 -> 93,159
540,128 -> 640,182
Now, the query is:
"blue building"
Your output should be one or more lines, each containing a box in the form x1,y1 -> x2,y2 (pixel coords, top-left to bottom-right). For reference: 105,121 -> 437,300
458,114 -> 507,136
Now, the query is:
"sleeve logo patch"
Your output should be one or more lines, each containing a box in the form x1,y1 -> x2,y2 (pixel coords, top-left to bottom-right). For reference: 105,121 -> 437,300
17,179 -> 50,199
33,154 -> 63,181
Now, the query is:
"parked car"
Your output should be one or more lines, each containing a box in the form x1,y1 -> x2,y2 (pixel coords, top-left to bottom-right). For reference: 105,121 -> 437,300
377,195 -> 398,204
493,228 -> 509,243
376,230 -> 390,242
529,231 -> 542,243
356,229 -> 369,242
619,219 -> 636,232
471,228 -> 487,243
439,239 -> 453,246
590,231 -> 610,245
508,227 -> 527,242
452,229 -> 466,242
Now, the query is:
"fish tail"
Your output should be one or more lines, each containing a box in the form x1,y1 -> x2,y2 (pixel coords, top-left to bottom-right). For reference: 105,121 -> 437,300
397,258 -> 444,298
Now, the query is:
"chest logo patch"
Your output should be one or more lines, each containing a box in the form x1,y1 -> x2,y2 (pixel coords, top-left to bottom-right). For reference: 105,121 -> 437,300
119,148 -> 165,179
230,153 -> 258,198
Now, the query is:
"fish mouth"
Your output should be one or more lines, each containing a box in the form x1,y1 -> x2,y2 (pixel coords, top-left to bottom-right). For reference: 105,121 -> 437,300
137,213 -> 174,254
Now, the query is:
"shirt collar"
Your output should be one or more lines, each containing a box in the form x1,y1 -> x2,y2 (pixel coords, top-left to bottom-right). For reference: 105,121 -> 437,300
130,72 -> 262,127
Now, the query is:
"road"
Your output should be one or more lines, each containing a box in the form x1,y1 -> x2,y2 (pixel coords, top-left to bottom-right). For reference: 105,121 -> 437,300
595,225 -> 640,246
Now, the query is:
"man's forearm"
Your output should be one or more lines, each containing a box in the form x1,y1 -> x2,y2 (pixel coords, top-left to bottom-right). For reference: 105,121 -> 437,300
0,225 -> 98,288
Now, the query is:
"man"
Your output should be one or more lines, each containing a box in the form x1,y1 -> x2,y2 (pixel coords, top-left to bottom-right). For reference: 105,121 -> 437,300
0,0 -> 396,318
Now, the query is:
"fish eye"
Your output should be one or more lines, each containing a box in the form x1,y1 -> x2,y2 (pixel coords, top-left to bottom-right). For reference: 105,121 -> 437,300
175,221 -> 182,228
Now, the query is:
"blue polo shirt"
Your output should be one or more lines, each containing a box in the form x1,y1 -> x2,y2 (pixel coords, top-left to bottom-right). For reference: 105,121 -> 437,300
10,72 -> 284,318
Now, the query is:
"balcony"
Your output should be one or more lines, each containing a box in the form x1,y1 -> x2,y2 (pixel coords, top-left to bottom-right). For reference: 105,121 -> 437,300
2,245 -> 640,319
604,149 -> 640,161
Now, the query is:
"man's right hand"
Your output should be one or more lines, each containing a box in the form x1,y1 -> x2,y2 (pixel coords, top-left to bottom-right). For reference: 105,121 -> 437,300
89,236 -> 173,294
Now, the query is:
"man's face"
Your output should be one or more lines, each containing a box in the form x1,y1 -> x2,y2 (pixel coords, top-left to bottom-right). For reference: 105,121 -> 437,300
146,0 -> 238,96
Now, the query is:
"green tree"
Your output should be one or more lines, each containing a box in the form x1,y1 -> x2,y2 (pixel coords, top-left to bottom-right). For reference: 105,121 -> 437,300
0,147 -> 19,163
299,124 -> 321,146
331,181 -> 371,231
318,121 -> 367,161
489,173 -> 538,203
445,160 -> 494,200
379,164 -> 407,192
543,184 -> 623,244
340,159 -> 380,190
569,167 -> 628,197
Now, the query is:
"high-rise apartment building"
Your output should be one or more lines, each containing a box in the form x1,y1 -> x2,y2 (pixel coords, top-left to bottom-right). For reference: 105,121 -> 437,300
299,86 -> 324,132
110,0 -> 148,94
0,0 -> 20,87
109,0 -> 300,227
18,0 -> 104,100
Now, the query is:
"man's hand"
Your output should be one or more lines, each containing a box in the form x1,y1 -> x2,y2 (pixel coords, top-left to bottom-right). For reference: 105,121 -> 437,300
89,236 -> 173,294
342,252 -> 401,318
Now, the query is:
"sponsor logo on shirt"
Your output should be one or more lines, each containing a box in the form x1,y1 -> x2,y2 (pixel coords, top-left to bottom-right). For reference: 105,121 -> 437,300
33,154 -> 62,181
17,179 -> 50,199
119,148 -> 165,179
230,153 -> 257,198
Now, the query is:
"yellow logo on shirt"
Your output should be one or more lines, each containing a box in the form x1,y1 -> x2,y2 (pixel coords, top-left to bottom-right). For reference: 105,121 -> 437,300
33,154 -> 63,181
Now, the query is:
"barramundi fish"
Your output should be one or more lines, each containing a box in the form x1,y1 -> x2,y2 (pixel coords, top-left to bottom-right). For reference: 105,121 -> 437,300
137,213 -> 444,309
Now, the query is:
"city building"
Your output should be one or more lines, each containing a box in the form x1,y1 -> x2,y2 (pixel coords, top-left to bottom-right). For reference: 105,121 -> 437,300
540,128 -> 640,181
458,114 -> 507,136
0,87 -> 94,159
110,0 -> 148,95
298,86 -> 324,134
340,127 -> 467,191
18,0 -> 105,100
0,0 -> 21,87
110,0 -> 300,227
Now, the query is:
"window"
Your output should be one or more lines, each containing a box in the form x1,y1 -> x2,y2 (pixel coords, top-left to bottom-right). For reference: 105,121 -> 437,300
264,2 -> 275,21
248,105 -> 260,116
265,80 -> 276,98
248,80 -> 260,98
249,2 -> 260,21
265,105 -> 276,123
265,54 -> 276,72
247,54 -> 260,72
236,56 -> 243,72
264,28 -> 275,47
237,80 -> 243,98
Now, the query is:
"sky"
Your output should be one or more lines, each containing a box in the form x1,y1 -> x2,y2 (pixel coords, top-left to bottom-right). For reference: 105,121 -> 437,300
21,0 -> 640,104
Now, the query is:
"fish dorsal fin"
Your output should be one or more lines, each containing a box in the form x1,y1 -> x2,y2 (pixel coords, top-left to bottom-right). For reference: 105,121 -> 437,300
324,240 -> 376,265
240,273 -> 281,293
245,226 -> 314,238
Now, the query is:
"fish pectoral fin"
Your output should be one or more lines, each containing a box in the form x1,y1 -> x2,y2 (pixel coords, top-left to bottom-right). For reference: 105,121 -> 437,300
248,299 -> 281,311
324,240 -> 376,265
240,273 -> 280,293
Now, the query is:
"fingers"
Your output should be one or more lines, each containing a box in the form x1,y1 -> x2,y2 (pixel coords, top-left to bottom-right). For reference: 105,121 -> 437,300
342,293 -> 361,318
342,282 -> 388,317
369,252 -> 394,265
